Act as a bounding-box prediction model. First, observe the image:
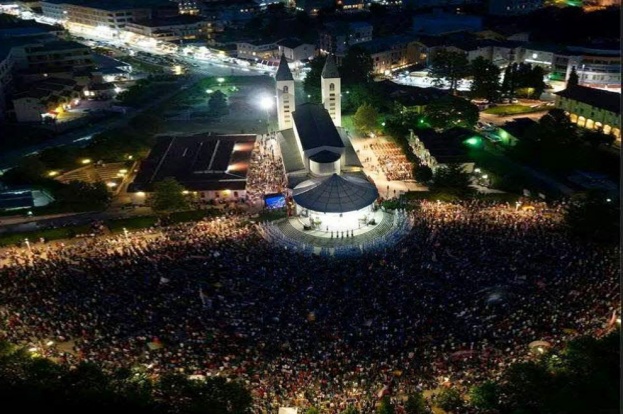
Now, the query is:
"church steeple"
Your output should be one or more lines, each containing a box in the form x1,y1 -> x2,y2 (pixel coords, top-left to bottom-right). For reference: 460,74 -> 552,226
275,54 -> 295,130
276,54 -> 294,81
321,55 -> 341,127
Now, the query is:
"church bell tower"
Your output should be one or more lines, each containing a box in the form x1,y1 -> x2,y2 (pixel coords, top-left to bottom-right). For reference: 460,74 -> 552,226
321,55 -> 341,127
275,54 -> 295,130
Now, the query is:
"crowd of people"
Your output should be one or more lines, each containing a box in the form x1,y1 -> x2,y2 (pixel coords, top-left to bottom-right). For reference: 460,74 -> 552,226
370,142 -> 414,182
245,133 -> 287,208
0,199 -> 619,414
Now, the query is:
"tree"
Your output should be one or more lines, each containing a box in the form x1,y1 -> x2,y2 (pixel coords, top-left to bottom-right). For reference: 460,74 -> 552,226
431,163 -> 473,197
469,57 -> 501,102
340,45 -> 373,86
564,190 -> 619,242
468,381 -> 499,411
566,66 -> 579,87
537,108 -> 578,146
424,96 -> 479,130
353,103 -> 379,135
414,165 -> 433,184
150,177 -> 189,213
342,83 -> 387,114
208,90 -> 228,116
303,55 -> 326,103
377,396 -> 395,414
129,113 -> 164,135
305,408 -> 320,414
429,50 -> 470,94
435,388 -> 463,413
55,180 -> 111,210
405,392 -> 429,414
580,128 -> 615,147
1,156 -> 47,184
501,63 -> 546,99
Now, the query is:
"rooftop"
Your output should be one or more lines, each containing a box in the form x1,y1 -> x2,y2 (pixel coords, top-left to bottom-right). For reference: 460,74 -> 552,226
275,54 -> 293,81
131,15 -> 206,27
415,127 -> 475,164
28,40 -> 91,52
131,133 -> 257,192
358,35 -> 417,54
321,54 -> 339,79
292,103 -> 344,152
376,80 -> 448,107
555,85 -> 620,114
292,173 -> 378,213
277,37 -> 309,49
41,0 -> 171,11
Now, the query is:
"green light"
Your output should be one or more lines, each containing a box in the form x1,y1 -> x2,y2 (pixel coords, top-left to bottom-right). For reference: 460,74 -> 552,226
499,130 -> 508,139
419,119 -> 424,124
465,137 -> 480,146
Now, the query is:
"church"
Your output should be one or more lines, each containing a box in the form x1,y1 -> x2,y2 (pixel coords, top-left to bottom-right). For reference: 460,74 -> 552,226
274,54 -> 379,233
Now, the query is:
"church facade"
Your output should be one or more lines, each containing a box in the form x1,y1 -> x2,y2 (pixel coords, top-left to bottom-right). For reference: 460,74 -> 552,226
274,54 -> 379,232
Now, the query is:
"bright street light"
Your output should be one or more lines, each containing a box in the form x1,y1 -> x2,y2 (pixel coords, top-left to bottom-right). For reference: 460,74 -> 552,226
260,96 -> 273,110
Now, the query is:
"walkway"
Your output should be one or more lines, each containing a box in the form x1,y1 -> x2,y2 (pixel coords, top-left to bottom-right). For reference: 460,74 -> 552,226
257,209 -> 414,256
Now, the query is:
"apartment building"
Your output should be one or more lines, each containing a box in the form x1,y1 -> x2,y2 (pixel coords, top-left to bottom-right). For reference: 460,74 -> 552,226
12,77 -> 84,122
277,38 -> 316,64
357,35 -> 421,75
236,40 -> 278,60
125,15 -> 213,43
41,0 -> 175,30
318,21 -> 373,56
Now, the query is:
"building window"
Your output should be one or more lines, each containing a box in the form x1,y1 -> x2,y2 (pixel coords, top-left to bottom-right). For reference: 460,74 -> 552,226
329,83 -> 335,91
283,86 -> 288,93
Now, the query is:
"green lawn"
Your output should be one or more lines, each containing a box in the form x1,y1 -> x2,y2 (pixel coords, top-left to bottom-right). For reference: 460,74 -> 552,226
484,105 -> 547,116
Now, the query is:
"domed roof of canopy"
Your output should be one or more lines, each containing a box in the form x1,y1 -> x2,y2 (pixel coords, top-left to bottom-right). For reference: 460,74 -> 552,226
293,173 -> 378,213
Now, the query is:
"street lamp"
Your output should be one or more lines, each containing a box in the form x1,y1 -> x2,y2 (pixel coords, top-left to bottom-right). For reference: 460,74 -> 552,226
260,96 -> 273,133
24,238 -> 31,251
123,227 -> 129,240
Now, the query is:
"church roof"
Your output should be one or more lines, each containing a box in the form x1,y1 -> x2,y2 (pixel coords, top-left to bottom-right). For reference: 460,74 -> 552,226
293,103 -> 344,151
309,150 -> 341,163
321,54 -> 339,79
278,128 -> 306,173
293,173 -> 379,213
275,54 -> 294,81
555,85 -> 620,114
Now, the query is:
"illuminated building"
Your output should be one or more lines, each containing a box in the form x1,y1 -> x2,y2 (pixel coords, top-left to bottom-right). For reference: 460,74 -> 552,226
124,15 -> 213,43
356,35 -> 421,75
408,128 -> 476,172
130,134 -> 257,202
12,77 -> 84,122
275,54 -> 380,233
555,86 -> 621,142
41,0 -> 175,32
318,21 -> 373,56
488,0 -> 544,15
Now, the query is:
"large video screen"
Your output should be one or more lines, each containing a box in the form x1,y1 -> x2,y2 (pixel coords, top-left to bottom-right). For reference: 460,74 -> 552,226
264,193 -> 286,209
